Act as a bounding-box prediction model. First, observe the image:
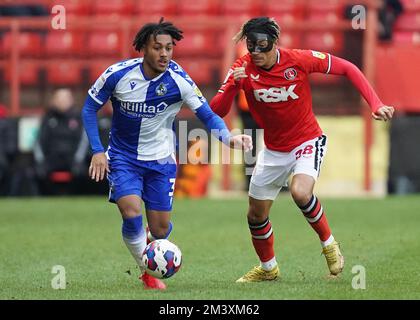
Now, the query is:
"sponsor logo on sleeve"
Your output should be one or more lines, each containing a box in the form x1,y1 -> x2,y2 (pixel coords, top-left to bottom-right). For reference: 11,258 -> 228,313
311,51 -> 326,59
90,86 -> 100,97
193,85 -> 203,97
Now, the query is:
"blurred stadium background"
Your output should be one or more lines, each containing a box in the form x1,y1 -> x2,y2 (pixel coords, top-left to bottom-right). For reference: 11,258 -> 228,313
1,0 -> 420,301
1,0 -> 420,199
1,0 -> 420,198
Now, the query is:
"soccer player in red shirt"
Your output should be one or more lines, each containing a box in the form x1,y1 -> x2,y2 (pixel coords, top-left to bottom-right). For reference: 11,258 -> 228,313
210,17 -> 394,282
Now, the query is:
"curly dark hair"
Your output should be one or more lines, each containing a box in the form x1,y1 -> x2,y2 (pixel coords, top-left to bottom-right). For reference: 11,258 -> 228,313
132,17 -> 184,52
233,17 -> 280,43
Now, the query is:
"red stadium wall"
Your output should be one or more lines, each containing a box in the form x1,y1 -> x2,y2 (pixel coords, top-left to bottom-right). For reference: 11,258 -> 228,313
375,46 -> 420,112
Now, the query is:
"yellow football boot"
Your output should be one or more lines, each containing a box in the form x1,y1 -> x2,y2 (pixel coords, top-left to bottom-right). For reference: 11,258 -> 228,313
322,241 -> 344,276
236,265 -> 279,283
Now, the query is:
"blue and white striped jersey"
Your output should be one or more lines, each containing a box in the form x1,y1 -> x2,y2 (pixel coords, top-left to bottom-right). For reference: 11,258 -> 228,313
87,58 -> 209,161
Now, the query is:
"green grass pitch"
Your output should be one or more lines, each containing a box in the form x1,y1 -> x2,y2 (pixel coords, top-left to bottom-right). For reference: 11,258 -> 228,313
1,195 -> 419,300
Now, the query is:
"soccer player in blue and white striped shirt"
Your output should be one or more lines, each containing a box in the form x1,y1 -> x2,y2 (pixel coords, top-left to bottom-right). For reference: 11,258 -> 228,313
82,19 -> 252,290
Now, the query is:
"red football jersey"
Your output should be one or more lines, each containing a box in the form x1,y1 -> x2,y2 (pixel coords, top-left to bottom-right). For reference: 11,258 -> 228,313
216,48 -> 331,152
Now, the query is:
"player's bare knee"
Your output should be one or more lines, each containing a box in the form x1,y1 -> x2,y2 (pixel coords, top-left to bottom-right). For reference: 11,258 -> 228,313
290,184 -> 312,207
119,204 -> 141,219
247,200 -> 269,223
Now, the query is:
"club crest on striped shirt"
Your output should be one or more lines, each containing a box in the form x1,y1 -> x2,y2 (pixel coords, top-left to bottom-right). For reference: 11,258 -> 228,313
156,82 -> 168,96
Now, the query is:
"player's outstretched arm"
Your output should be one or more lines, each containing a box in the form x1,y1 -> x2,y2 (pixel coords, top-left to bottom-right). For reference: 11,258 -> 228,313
195,103 -> 252,152
209,85 -> 238,118
329,55 -> 395,121
81,95 -> 109,182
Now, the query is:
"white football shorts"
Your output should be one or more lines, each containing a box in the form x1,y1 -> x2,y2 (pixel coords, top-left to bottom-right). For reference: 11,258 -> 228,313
249,135 -> 327,201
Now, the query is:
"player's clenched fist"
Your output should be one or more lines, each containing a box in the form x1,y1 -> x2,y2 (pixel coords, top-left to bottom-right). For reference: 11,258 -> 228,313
229,134 -> 253,152
233,62 -> 248,83
89,152 -> 109,182
372,105 -> 394,121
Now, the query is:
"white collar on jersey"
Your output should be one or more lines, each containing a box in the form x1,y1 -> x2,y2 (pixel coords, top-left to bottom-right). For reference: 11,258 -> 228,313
139,60 -> 167,81
276,49 -> 280,64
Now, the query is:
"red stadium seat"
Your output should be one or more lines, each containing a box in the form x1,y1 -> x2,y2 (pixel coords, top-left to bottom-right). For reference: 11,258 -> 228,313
48,0 -> 91,16
303,32 -> 343,54
4,62 -> 40,86
174,29 -> 220,57
45,32 -> 85,57
178,0 -> 220,16
221,0 -> 262,18
87,31 -> 122,57
393,31 -> 420,45
400,0 -> 420,12
174,58 -> 216,85
133,0 -> 177,17
270,11 -> 304,26
1,32 -> 43,57
46,62 -> 82,85
264,0 -> 304,16
306,0 -> 344,25
92,0 -> 134,18
394,12 -> 420,31
307,0 -> 344,12
307,11 -> 341,24
279,32 -> 302,49
49,171 -> 73,183
88,60 -> 115,83
9,0 -> 49,4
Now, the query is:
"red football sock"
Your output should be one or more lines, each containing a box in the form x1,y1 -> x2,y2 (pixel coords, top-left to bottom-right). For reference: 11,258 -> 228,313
299,195 -> 331,242
248,218 -> 275,262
